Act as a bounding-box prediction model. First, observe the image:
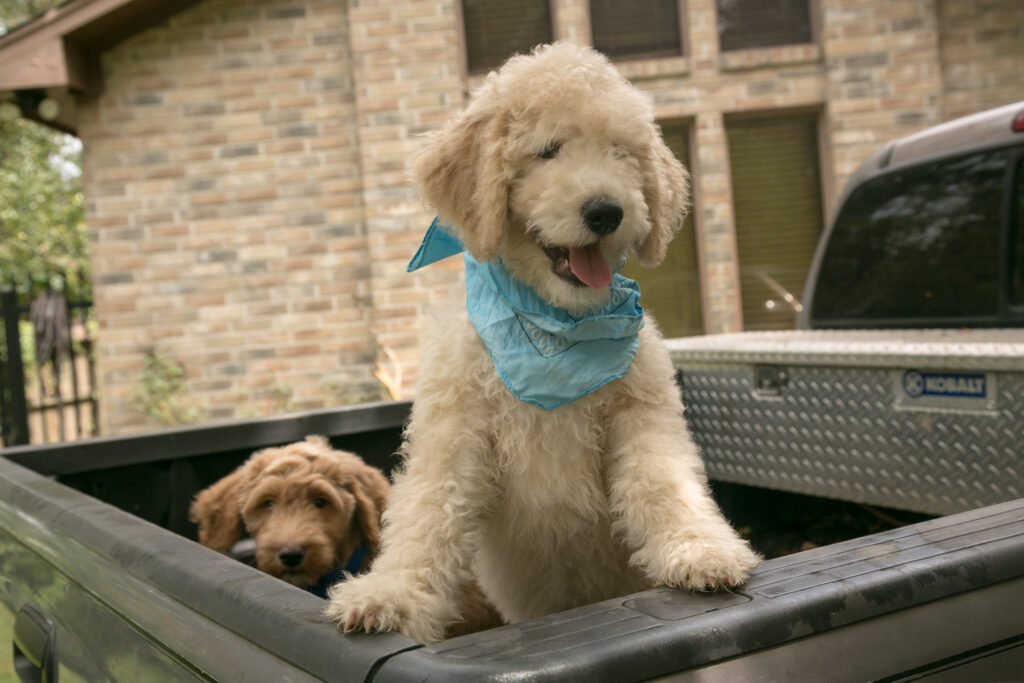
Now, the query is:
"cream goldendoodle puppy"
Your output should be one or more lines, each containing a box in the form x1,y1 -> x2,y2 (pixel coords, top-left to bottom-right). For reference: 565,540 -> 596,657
326,42 -> 760,643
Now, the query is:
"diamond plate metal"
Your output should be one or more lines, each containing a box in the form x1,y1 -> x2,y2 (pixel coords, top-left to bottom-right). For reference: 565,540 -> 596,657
665,329 -> 1024,371
671,332 -> 1024,515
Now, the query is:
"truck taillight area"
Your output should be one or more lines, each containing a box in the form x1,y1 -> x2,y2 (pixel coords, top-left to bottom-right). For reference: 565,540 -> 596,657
1013,107 -> 1024,132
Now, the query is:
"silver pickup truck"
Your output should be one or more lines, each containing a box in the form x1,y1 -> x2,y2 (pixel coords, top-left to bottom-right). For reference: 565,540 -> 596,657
3,105 -> 1024,682
669,101 -> 1024,518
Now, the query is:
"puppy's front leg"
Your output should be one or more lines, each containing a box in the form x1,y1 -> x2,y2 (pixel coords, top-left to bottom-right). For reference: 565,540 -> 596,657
606,388 -> 760,592
325,412 -> 492,644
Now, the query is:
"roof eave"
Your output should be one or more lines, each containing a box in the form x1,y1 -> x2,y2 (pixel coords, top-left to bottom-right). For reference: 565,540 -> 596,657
0,0 -> 200,94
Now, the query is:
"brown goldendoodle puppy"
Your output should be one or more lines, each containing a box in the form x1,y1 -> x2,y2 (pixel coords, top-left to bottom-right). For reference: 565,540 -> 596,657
190,436 -> 389,593
190,436 -> 503,636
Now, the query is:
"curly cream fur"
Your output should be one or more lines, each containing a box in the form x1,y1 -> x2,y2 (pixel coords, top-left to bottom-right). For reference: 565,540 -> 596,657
326,43 -> 759,644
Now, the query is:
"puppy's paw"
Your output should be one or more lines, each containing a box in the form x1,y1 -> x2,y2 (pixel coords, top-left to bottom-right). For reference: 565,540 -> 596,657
638,534 -> 761,592
324,575 -> 395,635
324,571 -> 454,644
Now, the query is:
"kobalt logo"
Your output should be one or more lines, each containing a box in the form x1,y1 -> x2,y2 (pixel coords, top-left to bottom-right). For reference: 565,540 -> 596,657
902,370 -> 986,399
903,371 -> 925,397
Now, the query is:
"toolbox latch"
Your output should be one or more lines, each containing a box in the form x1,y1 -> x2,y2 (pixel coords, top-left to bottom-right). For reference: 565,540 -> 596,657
754,365 -> 787,396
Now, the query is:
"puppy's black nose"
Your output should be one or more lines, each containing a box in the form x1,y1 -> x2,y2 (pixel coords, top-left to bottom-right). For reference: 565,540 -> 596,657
581,198 -> 623,236
278,545 -> 305,567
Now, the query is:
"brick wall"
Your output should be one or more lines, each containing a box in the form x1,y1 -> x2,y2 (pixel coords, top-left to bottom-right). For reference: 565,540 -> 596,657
822,0 -> 944,191
821,0 -> 1024,190
73,0 -> 1023,433
78,0 -> 378,433
347,0 -> 465,396
606,0 -> 828,334
938,0 -> 1024,120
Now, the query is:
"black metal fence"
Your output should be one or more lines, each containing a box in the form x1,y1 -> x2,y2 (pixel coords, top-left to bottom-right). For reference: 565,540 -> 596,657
0,286 -> 99,446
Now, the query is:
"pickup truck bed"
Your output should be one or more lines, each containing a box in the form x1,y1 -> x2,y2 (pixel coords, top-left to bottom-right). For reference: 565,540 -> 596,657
2,401 -> 1022,682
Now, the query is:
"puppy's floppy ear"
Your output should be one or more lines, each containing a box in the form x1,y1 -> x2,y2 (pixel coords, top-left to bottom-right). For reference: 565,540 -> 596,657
189,466 -> 249,552
413,104 -> 509,262
342,463 -> 390,570
636,126 -> 691,267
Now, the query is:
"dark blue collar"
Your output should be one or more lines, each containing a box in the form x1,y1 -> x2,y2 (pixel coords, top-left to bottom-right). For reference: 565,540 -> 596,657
307,545 -> 369,599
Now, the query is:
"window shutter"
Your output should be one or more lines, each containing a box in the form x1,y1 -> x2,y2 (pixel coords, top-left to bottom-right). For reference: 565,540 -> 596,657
622,125 -> 703,338
727,114 -> 823,331
589,0 -> 683,61
462,0 -> 553,74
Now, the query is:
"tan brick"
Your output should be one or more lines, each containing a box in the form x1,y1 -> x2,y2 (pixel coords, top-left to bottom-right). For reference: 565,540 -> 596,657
75,0 -> 1023,435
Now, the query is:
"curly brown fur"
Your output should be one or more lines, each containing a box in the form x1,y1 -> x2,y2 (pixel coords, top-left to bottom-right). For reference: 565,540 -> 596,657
189,436 -> 389,589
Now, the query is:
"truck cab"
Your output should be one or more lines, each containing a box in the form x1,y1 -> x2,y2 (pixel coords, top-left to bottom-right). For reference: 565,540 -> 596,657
801,101 -> 1024,329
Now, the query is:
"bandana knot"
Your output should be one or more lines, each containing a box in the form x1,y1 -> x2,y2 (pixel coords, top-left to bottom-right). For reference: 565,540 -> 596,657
409,219 -> 644,410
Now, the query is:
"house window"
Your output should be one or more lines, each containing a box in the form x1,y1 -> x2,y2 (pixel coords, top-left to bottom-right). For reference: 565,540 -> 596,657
462,0 -> 553,74
621,124 -> 703,338
717,0 -> 812,52
589,0 -> 683,61
726,113 -> 824,331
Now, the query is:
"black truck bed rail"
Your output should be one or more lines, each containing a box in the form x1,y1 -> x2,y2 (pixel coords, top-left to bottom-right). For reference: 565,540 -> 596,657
2,401 -> 1022,681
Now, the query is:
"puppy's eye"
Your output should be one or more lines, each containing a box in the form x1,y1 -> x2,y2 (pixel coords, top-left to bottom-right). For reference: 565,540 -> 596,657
312,497 -> 327,509
538,141 -> 562,159
260,498 -> 274,510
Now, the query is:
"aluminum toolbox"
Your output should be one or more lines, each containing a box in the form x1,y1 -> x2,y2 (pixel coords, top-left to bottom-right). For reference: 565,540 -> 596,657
667,328 -> 1024,515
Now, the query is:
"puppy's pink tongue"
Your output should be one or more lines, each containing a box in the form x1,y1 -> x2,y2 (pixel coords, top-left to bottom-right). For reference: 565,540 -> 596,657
568,244 -> 612,289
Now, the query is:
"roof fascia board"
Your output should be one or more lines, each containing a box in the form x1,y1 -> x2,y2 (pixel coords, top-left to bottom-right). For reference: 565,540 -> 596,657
0,0 -> 159,94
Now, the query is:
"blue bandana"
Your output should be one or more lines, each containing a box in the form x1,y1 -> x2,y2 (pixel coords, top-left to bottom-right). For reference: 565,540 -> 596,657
408,219 -> 644,410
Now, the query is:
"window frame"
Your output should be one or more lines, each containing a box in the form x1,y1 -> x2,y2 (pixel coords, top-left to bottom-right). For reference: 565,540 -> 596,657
586,0 -> 688,63
1006,152 -> 1024,313
456,0 -> 556,78
715,0 -> 819,54
724,107 -> 830,332
621,118 -> 707,338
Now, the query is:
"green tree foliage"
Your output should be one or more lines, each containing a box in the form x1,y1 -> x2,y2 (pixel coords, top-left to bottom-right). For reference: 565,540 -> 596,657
1,0 -> 89,297
0,1 -> 65,37
0,119 -> 88,295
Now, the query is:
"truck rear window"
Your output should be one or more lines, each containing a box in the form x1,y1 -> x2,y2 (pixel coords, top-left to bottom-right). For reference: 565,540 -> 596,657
1013,158 -> 1024,305
812,150 -> 1006,325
